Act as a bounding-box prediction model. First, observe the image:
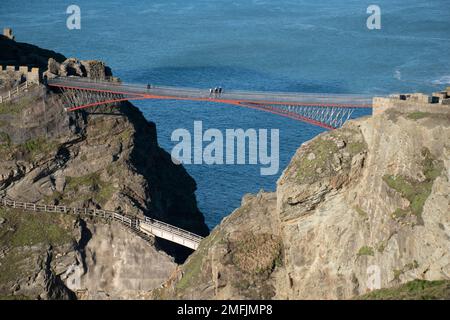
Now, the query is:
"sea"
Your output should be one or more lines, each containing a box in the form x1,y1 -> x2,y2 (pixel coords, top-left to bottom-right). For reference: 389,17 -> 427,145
1,0 -> 449,228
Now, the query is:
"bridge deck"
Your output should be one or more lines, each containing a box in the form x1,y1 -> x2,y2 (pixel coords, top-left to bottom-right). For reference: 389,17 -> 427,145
48,77 -> 373,108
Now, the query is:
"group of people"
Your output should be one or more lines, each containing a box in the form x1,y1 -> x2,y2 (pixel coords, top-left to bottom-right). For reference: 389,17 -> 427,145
209,87 -> 223,98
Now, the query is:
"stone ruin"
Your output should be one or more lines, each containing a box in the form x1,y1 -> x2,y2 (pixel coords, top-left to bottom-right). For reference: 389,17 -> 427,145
3,28 -> 15,41
45,58 -> 115,81
0,65 -> 40,84
373,87 -> 450,115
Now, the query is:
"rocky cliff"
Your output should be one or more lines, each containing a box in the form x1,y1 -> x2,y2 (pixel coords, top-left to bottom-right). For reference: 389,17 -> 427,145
0,37 -> 208,299
160,98 -> 449,299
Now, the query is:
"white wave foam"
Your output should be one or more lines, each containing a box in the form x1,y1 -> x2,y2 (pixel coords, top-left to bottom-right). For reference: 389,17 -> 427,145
432,76 -> 450,85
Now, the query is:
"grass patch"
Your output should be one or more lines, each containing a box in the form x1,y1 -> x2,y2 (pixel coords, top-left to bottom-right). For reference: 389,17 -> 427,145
377,241 -> 386,253
391,208 -> 409,220
296,129 -> 367,184
347,141 -> 366,154
296,138 -> 338,183
0,208 -> 73,248
407,112 -> 431,120
0,250 -> 30,285
62,172 -> 116,206
393,261 -> 420,281
117,128 -> 133,142
175,250 -> 204,291
0,96 -> 35,115
14,137 -> 59,161
383,148 -> 443,221
357,280 -> 449,300
175,229 -> 222,291
230,233 -> 282,275
357,246 -> 374,257
354,206 -> 368,218
0,208 -> 74,286
0,132 -> 11,147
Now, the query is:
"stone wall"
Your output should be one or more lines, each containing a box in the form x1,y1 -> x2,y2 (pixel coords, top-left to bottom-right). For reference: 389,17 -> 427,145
3,28 -> 14,41
0,64 -> 40,84
373,89 -> 450,115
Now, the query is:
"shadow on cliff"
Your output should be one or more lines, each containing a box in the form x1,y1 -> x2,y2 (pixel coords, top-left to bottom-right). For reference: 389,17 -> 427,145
114,101 -> 209,263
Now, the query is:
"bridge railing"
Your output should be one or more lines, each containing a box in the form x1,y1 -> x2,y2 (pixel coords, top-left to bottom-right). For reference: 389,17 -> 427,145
0,81 -> 35,104
48,77 -> 374,106
0,198 -> 204,248
142,216 -> 203,242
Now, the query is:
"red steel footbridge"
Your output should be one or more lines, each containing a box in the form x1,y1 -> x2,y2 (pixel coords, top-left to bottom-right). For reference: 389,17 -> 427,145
47,77 -> 373,130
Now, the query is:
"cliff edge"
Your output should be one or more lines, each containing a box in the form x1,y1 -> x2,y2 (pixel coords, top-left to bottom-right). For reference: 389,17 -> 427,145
0,36 -> 208,299
159,92 -> 450,299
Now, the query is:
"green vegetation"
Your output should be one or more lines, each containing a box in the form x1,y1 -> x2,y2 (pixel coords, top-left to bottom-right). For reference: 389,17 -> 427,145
354,206 -> 368,218
0,96 -> 35,115
175,249 -> 204,290
383,148 -> 443,222
296,129 -> 367,184
347,141 -> 366,154
357,246 -> 374,257
377,241 -> 386,253
0,208 -> 74,286
393,269 -> 403,281
117,128 -> 133,142
46,172 -> 116,206
21,137 -> 58,157
0,208 -> 73,247
231,233 -> 282,275
407,112 -> 431,120
0,132 -> 11,147
392,208 -> 409,219
176,229 -> 223,291
296,138 -> 338,183
0,135 -> 59,161
358,280 -> 449,300
393,261 -> 420,281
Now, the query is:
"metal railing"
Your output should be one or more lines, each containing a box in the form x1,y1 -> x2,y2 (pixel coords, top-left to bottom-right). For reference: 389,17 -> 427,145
48,77 -> 374,107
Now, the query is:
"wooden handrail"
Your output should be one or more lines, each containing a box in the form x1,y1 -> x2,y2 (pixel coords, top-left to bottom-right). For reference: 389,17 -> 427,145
0,198 -> 203,250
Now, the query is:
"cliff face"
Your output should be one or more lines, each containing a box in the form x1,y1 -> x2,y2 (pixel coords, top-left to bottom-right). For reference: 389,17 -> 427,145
161,101 -> 449,299
0,85 -> 208,234
0,39 -> 208,299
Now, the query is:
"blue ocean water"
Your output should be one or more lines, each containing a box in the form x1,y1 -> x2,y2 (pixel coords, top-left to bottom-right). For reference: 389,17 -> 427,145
1,0 -> 449,228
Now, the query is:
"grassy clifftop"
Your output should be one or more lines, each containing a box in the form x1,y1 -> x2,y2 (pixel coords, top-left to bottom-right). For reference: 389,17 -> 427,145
358,280 -> 450,300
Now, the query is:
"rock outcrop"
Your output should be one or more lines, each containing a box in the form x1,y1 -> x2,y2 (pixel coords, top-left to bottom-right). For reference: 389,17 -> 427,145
0,206 -> 177,300
0,38 -> 208,299
0,35 -> 65,70
45,58 -> 114,80
161,100 -> 450,300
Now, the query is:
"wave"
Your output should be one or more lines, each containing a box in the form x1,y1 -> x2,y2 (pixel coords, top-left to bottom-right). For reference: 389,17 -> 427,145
432,76 -> 450,85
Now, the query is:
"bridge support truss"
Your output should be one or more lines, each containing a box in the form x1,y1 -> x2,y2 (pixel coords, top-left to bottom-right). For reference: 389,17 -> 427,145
50,80 -> 370,130
238,103 -> 355,129
58,87 -> 140,111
